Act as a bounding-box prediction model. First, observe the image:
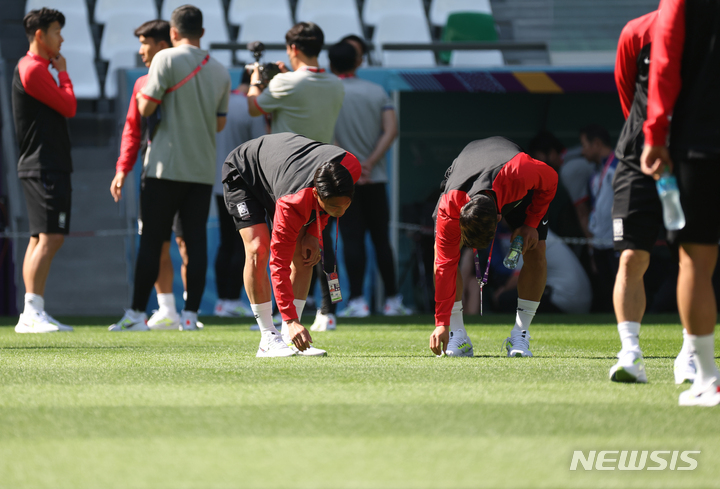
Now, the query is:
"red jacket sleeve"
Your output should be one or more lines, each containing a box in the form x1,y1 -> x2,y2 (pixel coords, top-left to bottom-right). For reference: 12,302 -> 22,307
270,188 -> 326,322
21,62 -> 76,118
615,21 -> 640,119
116,76 -> 146,174
434,190 -> 469,327
644,0 -> 685,146
493,153 -> 558,228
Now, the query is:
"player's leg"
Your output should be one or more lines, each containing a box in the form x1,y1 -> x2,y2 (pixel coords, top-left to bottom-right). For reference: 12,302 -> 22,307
214,194 -> 250,317
338,188 -> 369,317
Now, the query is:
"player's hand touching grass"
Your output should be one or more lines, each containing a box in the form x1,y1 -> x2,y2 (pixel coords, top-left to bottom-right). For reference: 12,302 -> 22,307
430,325 -> 449,356
287,319 -> 312,351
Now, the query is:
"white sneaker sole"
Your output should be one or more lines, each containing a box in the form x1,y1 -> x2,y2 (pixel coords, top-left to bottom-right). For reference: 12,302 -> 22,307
108,323 -> 150,332
679,386 -> 720,406
609,363 -> 647,383
444,348 -> 474,357
148,321 -> 180,330
15,324 -> 59,333
507,349 -> 533,358
256,349 -> 297,358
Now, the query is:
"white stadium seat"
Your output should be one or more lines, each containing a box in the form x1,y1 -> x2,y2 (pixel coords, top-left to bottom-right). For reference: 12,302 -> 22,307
429,0 -> 492,26
104,50 -> 137,99
59,11 -> 95,55
450,50 -> 504,67
237,13 -> 293,66
25,0 -> 87,16
228,0 -> 293,27
99,12 -> 149,60
296,0 -> 358,20
161,0 -> 224,20
202,12 -> 232,67
61,48 -> 101,98
373,14 -> 435,67
94,0 -> 157,24
363,0 -> 426,26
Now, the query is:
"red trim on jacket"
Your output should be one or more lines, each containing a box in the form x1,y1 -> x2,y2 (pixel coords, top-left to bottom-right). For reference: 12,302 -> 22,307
644,0 -> 685,146
253,97 -> 269,115
271,188 -> 330,322
140,92 -> 162,104
433,152 -> 557,326
615,11 -> 657,119
116,75 -> 147,174
18,51 -> 76,118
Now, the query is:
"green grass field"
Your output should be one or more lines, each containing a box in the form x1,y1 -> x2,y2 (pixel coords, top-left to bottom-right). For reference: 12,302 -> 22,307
1,314 -> 718,489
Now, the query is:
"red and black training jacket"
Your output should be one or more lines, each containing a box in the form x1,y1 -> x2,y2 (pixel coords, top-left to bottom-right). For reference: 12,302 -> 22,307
433,137 -> 557,327
645,0 -> 720,156
11,51 -> 76,177
614,11 -> 656,170
222,133 -> 360,322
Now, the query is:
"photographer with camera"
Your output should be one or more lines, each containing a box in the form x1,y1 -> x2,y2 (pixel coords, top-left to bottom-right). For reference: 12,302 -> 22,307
246,22 -> 345,332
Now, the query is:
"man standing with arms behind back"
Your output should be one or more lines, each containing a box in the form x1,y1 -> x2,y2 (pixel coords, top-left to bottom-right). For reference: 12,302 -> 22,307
12,8 -> 76,333
109,5 -> 230,332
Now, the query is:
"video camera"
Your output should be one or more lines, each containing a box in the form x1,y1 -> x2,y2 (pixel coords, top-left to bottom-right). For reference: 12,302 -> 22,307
245,41 -> 281,86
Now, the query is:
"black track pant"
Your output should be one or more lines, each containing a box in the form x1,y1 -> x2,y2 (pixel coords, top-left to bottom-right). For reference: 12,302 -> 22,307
338,183 -> 397,299
132,177 -> 212,312
309,220 -> 337,314
214,194 -> 245,299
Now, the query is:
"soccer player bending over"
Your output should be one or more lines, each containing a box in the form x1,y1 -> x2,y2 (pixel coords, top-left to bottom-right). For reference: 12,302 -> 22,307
430,137 -> 557,357
222,133 -> 360,357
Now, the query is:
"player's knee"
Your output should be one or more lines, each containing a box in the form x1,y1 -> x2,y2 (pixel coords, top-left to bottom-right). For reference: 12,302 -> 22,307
43,233 -> 65,251
620,249 -> 650,274
245,239 -> 270,265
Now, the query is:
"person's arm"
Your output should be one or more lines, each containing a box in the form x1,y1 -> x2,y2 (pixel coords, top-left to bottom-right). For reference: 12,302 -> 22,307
112,80 -> 145,202
642,0 -> 685,176
359,108 -> 398,182
139,52 -> 168,117
615,21 -> 640,120
137,95 -> 159,117
21,56 -> 76,118
217,116 -> 227,132
247,66 -> 290,118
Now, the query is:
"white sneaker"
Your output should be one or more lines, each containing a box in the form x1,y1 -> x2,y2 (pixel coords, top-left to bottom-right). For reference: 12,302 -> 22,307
444,329 -> 473,357
179,310 -> 203,331
214,299 -> 252,317
281,326 -> 327,356
310,310 -> 337,331
674,350 -> 697,384
147,308 -> 181,330
609,349 -> 647,383
108,310 -> 149,332
256,331 -> 297,357
679,381 -> 720,407
383,295 -> 412,316
44,312 -> 73,332
503,329 -> 533,357
339,297 -> 370,318
15,311 -> 59,333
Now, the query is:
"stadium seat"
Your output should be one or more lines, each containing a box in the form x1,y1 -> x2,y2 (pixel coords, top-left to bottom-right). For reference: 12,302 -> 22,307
440,12 -> 503,66
99,12 -> 149,60
202,12 -> 233,67
160,0 -> 224,20
25,0 -> 87,16
363,0 -> 426,26
104,50 -> 138,99
61,48 -> 101,98
429,0 -> 492,26
296,0 -> 359,20
58,11 -> 95,55
237,13 -> 292,66
94,0 -> 157,24
373,14 -> 435,67
228,0 -> 293,27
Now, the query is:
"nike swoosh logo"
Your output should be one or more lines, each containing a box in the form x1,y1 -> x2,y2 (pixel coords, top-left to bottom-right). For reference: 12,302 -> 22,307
542,220 -> 549,225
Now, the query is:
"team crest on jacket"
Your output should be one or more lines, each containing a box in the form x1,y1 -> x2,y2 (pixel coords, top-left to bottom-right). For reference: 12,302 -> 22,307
237,202 -> 250,219
613,218 -> 624,241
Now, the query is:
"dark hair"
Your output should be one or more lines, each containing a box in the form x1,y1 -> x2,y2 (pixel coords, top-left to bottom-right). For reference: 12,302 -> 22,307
313,160 -> 354,201
171,5 -> 203,39
286,22 -> 324,58
527,130 -> 565,156
134,20 -> 171,46
459,194 -> 498,250
329,41 -> 357,73
579,124 -> 611,147
23,8 -> 65,44
340,34 -> 368,54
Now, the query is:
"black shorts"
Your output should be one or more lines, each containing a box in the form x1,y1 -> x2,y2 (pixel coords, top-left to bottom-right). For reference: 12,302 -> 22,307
20,172 -> 72,236
611,160 -> 664,252
668,154 -> 720,245
138,179 -> 183,239
503,191 -> 549,241
223,177 -> 269,230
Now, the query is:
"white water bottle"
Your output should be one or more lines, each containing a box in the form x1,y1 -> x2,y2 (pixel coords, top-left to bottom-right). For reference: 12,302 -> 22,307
656,172 -> 686,231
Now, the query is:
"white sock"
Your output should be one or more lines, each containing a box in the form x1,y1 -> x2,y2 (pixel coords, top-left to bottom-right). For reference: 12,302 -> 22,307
618,321 -> 641,352
157,293 -> 176,312
449,301 -> 465,334
513,299 -> 539,333
281,299 -> 307,337
24,293 -> 44,314
680,329 -> 692,355
687,333 -> 720,387
250,302 -> 277,335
